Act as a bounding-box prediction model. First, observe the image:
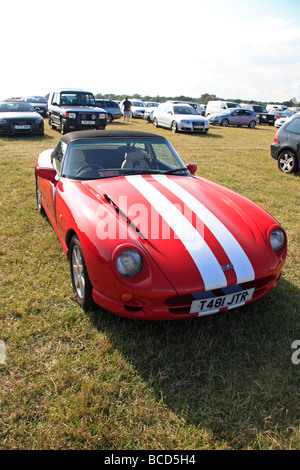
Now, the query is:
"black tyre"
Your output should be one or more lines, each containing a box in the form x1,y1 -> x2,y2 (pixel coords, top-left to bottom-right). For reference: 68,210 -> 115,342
171,121 -> 177,133
61,120 -> 67,135
248,120 -> 256,128
107,114 -> 113,123
70,236 -> 94,310
153,117 -> 158,128
277,150 -> 298,174
35,176 -> 46,216
221,119 -> 229,127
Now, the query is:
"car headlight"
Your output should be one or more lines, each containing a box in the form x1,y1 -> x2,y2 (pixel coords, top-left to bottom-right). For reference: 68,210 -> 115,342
180,120 -> 190,124
116,249 -> 143,277
99,113 -> 106,119
91,114 -> 96,120
270,229 -> 285,252
64,112 -> 76,118
0,118 -> 8,123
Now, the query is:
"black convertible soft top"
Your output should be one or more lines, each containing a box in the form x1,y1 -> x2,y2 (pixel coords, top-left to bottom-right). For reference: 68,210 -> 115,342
60,129 -> 167,144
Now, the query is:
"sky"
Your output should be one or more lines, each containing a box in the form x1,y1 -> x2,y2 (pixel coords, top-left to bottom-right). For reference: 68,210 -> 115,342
1,0 -> 300,103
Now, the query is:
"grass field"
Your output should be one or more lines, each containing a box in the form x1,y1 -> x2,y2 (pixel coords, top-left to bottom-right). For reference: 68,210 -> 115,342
0,118 -> 299,450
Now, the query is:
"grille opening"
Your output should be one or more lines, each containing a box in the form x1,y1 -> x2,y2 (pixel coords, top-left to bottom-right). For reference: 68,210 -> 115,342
124,305 -> 143,312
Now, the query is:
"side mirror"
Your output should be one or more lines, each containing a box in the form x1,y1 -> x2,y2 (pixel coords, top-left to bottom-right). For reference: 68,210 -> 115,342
35,167 -> 57,183
186,163 -> 197,175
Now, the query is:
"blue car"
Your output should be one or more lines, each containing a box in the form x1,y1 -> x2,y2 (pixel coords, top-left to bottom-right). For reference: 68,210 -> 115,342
95,99 -> 122,122
208,108 -> 258,128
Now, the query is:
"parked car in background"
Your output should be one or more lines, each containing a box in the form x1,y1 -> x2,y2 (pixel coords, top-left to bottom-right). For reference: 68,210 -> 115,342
145,101 -> 160,108
23,96 -> 48,117
167,100 -> 203,115
208,108 -> 257,128
35,130 -> 287,320
95,99 -> 122,122
274,117 -> 288,128
270,112 -> 300,173
143,102 -> 160,121
0,100 -> 44,135
272,109 -> 294,121
242,104 -> 275,125
119,99 -> 147,118
205,100 -> 241,116
266,104 -> 288,113
48,89 -> 107,134
153,102 -> 209,133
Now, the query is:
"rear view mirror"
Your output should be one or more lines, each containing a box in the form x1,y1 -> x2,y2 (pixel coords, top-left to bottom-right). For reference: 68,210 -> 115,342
35,167 -> 57,183
186,163 -> 197,175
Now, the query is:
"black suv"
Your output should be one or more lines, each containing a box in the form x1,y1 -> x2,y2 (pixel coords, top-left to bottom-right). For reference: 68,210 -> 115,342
243,104 -> 275,125
270,113 -> 300,173
48,89 -> 107,134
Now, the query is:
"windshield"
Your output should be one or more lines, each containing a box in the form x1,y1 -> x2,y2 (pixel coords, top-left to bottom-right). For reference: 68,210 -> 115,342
131,101 -> 145,107
60,92 -> 96,106
62,138 -> 188,180
27,96 -> 47,103
252,106 -> 267,113
0,102 -> 35,112
227,103 -> 240,108
173,106 -> 199,115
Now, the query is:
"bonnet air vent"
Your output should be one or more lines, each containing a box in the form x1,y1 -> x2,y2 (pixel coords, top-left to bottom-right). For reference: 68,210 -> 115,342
104,194 -> 146,240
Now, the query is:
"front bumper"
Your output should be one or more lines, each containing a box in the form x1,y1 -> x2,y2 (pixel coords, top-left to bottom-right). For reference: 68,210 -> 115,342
258,114 -> 275,125
92,271 -> 282,321
62,113 -> 107,131
132,111 -> 145,118
0,119 -> 44,135
178,122 -> 209,133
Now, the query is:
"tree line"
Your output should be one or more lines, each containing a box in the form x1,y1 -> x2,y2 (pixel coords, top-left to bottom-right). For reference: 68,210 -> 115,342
94,92 -> 300,108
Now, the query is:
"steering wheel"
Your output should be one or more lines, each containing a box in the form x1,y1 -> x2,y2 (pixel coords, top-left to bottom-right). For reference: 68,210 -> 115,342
75,163 -> 103,176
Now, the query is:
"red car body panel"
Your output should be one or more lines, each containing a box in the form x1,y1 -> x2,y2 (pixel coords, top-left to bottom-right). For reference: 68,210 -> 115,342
35,139 -> 287,320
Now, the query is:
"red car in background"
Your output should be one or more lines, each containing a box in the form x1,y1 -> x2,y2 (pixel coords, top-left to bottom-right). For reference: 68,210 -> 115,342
35,130 -> 287,320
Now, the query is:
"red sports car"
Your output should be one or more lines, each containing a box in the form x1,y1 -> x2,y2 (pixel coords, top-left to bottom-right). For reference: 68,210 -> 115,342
35,130 -> 287,320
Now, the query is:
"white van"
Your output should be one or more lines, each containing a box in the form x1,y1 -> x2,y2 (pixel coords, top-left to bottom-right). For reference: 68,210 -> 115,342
205,100 -> 241,116
266,104 -> 287,112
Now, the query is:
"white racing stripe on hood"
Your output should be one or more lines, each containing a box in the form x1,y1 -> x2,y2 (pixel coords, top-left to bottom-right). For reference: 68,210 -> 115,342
125,175 -> 227,290
152,175 -> 255,283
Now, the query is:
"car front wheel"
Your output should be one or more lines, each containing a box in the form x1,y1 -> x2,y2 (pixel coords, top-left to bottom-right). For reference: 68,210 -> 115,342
221,119 -> 229,127
153,117 -> 158,128
278,150 -> 298,174
171,121 -> 177,133
70,236 -> 94,310
61,120 -> 68,135
35,177 -> 45,216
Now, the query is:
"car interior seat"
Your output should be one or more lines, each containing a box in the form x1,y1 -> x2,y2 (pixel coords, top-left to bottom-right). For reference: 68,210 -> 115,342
121,148 -> 151,170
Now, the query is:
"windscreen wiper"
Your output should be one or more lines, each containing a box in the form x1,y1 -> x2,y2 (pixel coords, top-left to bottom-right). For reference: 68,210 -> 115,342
163,167 -> 188,174
121,169 -> 163,176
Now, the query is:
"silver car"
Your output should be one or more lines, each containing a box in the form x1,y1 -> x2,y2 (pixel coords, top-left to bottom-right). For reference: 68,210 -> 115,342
152,103 -> 209,133
208,108 -> 258,128
120,99 -> 147,118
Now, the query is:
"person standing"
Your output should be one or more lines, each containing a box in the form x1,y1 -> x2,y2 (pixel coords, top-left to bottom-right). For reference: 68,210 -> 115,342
123,97 -> 132,122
